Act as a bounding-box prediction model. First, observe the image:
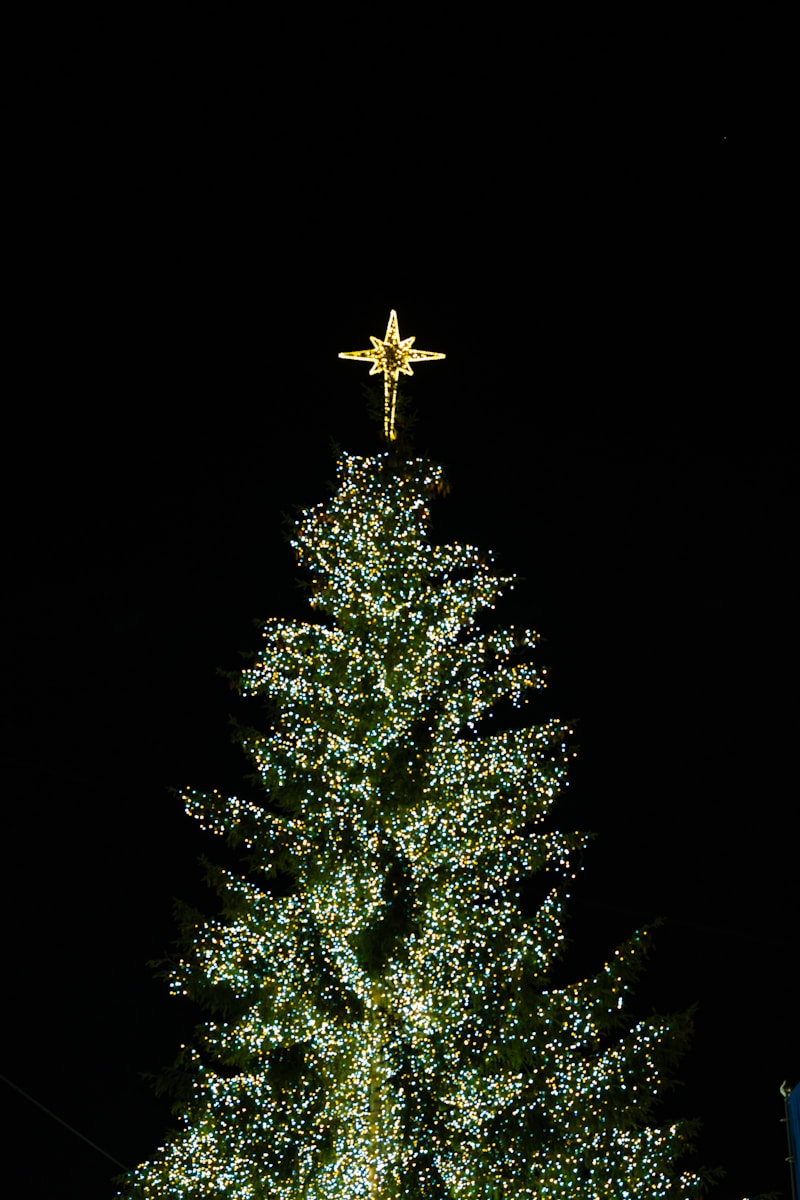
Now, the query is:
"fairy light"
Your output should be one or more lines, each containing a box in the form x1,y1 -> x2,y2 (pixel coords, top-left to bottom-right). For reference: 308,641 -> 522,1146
339,310 -> 445,441
119,449 -> 701,1198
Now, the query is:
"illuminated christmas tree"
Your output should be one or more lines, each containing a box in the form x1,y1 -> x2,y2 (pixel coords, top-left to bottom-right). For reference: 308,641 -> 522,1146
119,314 -> 703,1198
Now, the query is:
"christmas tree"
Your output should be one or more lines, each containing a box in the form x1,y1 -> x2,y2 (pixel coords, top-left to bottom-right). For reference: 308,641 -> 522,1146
119,313 -> 703,1198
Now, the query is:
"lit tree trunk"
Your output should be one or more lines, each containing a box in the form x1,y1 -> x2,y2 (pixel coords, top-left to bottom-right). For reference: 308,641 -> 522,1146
366,987 -> 391,1200
367,1012 -> 381,1199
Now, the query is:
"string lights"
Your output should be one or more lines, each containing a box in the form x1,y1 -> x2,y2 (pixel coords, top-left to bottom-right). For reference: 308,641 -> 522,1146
119,373 -> 700,1197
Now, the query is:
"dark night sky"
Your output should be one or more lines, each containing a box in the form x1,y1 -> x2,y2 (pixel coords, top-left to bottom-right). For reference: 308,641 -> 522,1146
1,61 -> 796,1200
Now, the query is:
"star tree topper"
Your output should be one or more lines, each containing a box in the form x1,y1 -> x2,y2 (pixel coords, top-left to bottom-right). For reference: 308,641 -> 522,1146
339,310 -> 445,441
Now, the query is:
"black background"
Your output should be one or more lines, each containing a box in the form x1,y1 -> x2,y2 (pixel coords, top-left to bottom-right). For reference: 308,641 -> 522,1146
1,31 -> 796,1199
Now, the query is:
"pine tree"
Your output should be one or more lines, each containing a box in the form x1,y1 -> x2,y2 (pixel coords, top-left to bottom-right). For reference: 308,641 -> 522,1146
119,316 -> 703,1198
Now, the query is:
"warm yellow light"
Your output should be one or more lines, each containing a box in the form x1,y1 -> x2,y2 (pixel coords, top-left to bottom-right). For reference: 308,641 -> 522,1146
339,310 -> 445,441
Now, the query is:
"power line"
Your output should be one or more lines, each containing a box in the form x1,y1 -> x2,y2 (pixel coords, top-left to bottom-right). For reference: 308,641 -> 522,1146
0,1071 -> 128,1171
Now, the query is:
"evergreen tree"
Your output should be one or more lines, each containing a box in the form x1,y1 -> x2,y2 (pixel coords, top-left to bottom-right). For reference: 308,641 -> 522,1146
119,319 -> 703,1199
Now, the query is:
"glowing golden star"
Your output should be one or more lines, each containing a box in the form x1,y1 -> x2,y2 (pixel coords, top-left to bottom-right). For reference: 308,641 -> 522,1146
339,310 -> 445,441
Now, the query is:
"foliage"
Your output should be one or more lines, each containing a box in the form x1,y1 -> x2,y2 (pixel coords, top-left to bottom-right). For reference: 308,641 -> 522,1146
119,451 -> 704,1198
